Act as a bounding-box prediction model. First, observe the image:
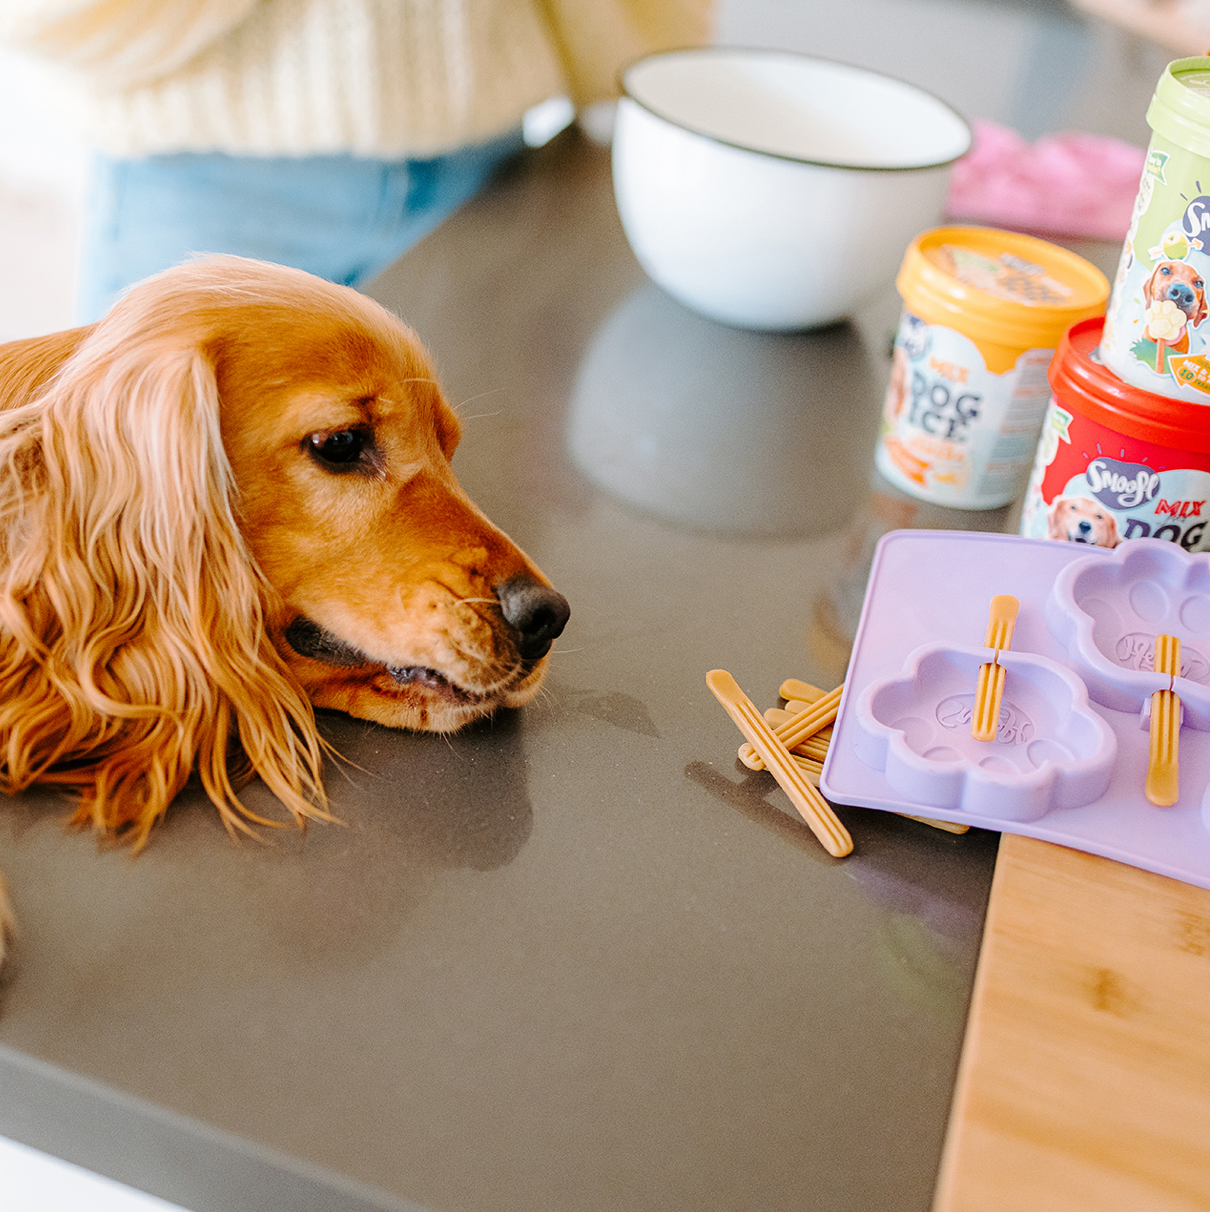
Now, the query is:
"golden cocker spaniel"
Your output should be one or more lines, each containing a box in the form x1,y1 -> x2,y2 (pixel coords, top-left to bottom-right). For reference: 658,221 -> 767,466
1046,495 -> 1120,548
0,256 -> 569,862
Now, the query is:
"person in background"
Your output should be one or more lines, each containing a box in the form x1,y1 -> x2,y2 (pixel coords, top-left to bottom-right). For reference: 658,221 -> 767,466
0,0 -> 713,320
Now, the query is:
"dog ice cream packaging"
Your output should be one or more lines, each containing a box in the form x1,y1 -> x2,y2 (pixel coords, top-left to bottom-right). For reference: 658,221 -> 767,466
1101,57 -> 1210,403
877,226 -> 1108,509
1020,316 -> 1210,552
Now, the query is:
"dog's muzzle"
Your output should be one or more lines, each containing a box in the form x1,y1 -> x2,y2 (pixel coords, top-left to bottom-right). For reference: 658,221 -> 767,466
1162,281 -> 1198,317
284,575 -> 569,671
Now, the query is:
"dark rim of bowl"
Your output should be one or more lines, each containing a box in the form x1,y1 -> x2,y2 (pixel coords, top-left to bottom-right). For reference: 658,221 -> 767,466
617,45 -> 972,173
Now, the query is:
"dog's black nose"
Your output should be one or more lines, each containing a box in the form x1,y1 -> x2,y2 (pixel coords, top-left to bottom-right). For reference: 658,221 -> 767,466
1168,282 -> 1196,308
496,574 -> 570,661
1078,520 -> 1092,534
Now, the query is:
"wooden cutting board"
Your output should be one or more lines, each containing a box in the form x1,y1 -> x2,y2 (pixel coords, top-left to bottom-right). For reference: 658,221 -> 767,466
934,832 -> 1210,1212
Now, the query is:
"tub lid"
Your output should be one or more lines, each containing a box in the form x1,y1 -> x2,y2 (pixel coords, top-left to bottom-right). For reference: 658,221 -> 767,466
1049,315 -> 1210,453
896,226 -> 1109,349
1148,57 -> 1210,160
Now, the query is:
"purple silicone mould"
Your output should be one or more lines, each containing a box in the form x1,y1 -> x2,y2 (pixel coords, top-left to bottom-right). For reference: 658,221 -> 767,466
1046,539 -> 1210,729
854,643 -> 1116,822
820,530 -> 1210,891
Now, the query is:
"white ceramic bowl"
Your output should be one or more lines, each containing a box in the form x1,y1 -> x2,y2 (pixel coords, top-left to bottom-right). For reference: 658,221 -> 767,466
612,48 -> 971,331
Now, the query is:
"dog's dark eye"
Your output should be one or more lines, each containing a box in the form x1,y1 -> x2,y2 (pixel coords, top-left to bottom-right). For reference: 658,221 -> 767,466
1197,280 -> 1205,290
1161,265 -> 1172,275
308,429 -> 367,467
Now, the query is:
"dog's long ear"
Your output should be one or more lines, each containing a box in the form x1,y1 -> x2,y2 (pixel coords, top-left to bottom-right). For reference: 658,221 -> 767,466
0,331 -> 332,845
1046,499 -> 1063,540
1142,269 -> 1155,308
0,328 -> 91,411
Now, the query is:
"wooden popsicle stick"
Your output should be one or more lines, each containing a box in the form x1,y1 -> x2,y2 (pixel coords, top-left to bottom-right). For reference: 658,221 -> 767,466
763,709 -> 831,762
707,670 -> 852,857
787,705 -> 835,740
779,678 -> 827,703
899,813 -> 970,835
776,721 -> 967,834
1146,633 -> 1181,807
794,739 -> 831,763
971,660 -> 1006,743
771,685 -> 971,834
787,752 -> 824,781
972,596 -> 1019,743
768,706 -> 834,733
1147,689 -> 1181,806
776,682 -> 967,833
771,705 -> 835,739
724,675 -> 966,840
786,706 -> 836,750
778,683 -> 835,757
740,686 -> 842,771
771,678 -> 968,835
983,594 -> 1018,652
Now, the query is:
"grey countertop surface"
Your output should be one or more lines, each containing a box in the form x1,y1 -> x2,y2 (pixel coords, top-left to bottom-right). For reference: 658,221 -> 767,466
0,3 -> 1176,1209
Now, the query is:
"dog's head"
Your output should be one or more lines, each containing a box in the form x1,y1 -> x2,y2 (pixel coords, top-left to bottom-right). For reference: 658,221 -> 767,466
1046,496 -> 1120,548
0,256 -> 568,841
203,263 -> 569,731
1144,260 -> 1208,328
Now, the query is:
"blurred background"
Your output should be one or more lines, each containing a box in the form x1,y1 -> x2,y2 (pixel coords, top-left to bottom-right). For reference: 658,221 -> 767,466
0,0 -> 1186,343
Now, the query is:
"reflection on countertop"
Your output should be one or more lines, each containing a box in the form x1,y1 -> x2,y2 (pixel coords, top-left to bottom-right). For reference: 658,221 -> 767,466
567,282 -> 884,537
810,478 -> 1018,682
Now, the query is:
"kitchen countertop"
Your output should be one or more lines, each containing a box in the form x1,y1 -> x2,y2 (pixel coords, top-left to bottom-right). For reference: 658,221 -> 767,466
0,3 -> 1180,1208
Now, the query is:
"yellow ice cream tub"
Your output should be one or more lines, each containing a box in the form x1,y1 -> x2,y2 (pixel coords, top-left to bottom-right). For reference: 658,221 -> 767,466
876,226 -> 1109,508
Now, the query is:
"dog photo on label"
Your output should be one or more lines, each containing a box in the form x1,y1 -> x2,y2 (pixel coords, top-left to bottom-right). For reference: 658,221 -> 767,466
1142,259 -> 1208,355
1046,495 -> 1121,548
0,256 -> 570,960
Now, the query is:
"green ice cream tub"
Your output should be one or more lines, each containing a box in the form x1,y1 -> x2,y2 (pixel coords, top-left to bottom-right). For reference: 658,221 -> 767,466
1102,58 -> 1210,403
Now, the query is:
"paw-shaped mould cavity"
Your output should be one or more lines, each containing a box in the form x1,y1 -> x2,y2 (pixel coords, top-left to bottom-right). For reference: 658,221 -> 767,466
1046,538 -> 1210,728
852,644 -> 1116,822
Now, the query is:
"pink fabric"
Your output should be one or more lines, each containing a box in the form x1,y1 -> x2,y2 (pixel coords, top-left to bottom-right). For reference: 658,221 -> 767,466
945,118 -> 1147,242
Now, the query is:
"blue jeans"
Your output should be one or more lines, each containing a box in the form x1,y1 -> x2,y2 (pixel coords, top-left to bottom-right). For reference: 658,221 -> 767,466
78,131 -> 524,321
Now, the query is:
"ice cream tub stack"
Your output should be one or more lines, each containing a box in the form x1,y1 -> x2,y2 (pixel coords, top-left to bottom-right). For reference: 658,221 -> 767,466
1101,57 -> 1210,402
1021,55 -> 1210,555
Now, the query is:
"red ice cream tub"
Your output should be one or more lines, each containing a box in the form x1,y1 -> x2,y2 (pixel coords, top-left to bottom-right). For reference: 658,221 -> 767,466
1019,315 -> 1210,551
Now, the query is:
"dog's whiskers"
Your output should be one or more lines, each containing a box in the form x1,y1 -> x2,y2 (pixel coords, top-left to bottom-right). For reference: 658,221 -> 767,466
452,386 -> 507,419
384,376 -> 443,391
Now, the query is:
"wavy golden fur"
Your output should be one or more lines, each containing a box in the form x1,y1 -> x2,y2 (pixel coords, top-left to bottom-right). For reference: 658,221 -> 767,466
0,257 -> 568,864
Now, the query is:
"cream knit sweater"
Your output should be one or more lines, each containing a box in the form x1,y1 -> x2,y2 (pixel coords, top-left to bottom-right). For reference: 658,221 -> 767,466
0,0 -> 712,157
